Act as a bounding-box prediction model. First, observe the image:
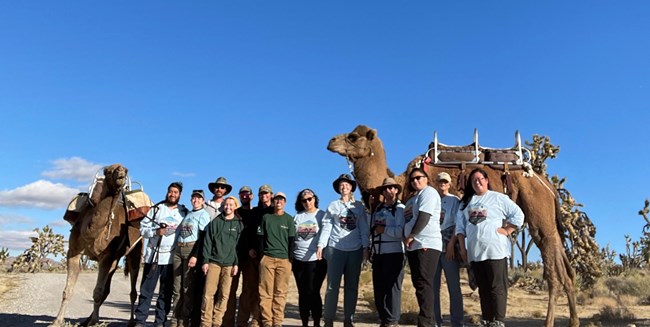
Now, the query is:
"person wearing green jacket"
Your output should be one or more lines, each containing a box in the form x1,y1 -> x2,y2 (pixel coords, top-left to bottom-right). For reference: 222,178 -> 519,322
200,196 -> 243,327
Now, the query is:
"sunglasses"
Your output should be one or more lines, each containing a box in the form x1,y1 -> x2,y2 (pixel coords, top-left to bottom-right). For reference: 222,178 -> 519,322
410,175 -> 427,182
216,185 -> 227,190
301,197 -> 314,204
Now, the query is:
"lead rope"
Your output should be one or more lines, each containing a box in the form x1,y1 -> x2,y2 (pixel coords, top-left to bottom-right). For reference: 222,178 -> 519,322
105,190 -> 121,241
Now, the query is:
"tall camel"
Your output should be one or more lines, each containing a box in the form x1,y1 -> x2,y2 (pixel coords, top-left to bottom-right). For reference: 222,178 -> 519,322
328,125 -> 578,327
51,164 -> 143,327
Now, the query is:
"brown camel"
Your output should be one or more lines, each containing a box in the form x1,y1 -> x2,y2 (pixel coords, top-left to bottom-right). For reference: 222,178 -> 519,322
328,125 -> 578,327
51,164 -> 143,327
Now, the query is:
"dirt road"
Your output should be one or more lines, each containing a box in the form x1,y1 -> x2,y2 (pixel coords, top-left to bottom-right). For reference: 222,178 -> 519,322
1,272 -> 649,327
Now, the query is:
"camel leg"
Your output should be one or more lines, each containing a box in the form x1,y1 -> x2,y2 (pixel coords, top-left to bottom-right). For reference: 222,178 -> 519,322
80,255 -> 119,326
126,242 -> 143,325
50,232 -> 83,327
561,250 -> 579,327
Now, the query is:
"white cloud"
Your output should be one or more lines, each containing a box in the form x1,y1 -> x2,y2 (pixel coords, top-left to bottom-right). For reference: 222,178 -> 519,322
42,157 -> 103,182
0,180 -> 80,209
0,213 -> 33,225
0,229 -> 37,251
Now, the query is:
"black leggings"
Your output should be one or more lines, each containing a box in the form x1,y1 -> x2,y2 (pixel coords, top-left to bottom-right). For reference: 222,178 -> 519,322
292,259 -> 328,323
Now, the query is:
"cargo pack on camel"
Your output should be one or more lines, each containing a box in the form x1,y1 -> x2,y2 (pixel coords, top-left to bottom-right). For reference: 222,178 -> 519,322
328,125 -> 579,327
52,164 -> 153,327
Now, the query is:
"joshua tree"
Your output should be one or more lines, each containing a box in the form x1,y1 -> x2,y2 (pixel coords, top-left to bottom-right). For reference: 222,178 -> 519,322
11,225 -> 66,273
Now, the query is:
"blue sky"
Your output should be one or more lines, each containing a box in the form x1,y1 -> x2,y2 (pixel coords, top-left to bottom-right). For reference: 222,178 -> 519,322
1,1 -> 648,262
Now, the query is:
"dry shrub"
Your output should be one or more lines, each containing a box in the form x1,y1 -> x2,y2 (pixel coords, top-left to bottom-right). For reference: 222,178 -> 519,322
602,269 -> 650,304
593,304 -> 636,322
531,310 -> 544,318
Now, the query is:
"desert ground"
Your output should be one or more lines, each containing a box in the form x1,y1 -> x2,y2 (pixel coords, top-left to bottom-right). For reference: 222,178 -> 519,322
0,269 -> 649,327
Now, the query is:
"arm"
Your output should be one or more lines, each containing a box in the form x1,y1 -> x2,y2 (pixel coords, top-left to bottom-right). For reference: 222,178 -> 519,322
498,196 -> 525,236
316,207 -> 334,260
357,203 -> 370,248
202,222 -> 214,266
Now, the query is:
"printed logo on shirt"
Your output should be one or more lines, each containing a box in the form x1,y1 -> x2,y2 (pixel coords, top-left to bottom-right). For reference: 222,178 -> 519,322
468,203 -> 487,225
440,208 -> 446,225
161,216 -> 178,236
179,222 -> 194,239
373,209 -> 389,228
297,220 -> 318,241
339,215 -> 357,231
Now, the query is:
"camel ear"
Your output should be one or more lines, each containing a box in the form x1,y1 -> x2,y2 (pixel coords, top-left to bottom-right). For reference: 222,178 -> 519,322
366,129 -> 376,141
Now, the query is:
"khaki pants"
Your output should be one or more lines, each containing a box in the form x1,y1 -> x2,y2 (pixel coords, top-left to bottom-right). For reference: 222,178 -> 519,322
258,256 -> 292,327
201,263 -> 234,327
172,243 -> 197,325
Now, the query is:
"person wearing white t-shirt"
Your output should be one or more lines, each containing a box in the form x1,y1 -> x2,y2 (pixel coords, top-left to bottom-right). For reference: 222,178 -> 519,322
292,189 -> 327,327
135,182 -> 188,327
403,168 -> 442,327
456,168 -> 524,327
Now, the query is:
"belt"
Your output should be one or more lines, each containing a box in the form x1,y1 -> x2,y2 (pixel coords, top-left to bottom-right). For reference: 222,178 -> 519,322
177,241 -> 196,247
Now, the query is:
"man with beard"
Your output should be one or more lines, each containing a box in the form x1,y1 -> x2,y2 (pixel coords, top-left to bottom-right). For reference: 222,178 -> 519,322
236,184 -> 274,327
206,177 -> 233,219
134,182 -> 188,327
223,185 -> 255,327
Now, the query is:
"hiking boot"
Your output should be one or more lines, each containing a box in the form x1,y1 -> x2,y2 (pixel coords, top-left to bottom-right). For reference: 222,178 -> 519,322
343,320 -> 354,327
322,319 -> 333,327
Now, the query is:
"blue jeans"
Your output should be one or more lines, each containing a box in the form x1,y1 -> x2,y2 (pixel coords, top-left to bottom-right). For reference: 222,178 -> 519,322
323,247 -> 363,323
433,253 -> 464,327
135,263 -> 173,325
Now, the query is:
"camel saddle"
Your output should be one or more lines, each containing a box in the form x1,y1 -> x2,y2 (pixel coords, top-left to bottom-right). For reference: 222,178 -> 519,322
426,129 -> 531,167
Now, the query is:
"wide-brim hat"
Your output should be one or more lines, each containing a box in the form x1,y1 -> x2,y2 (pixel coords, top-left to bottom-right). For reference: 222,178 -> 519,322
332,173 -> 357,194
208,176 -> 232,195
378,177 -> 402,194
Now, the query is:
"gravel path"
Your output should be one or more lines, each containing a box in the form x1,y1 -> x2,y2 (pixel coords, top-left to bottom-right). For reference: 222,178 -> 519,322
0,272 -> 384,327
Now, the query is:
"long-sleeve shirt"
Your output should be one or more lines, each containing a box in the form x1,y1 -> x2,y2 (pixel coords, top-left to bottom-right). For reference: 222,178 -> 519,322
317,199 -> 369,251
371,201 -> 405,254
202,214 -> 243,266
141,203 -> 187,264
456,190 -> 524,262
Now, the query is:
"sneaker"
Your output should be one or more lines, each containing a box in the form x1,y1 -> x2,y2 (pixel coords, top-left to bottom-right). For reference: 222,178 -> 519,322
323,319 -> 334,327
343,320 -> 354,327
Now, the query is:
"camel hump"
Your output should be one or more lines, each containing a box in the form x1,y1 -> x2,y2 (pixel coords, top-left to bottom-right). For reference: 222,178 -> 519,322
426,130 -> 530,166
63,192 -> 91,225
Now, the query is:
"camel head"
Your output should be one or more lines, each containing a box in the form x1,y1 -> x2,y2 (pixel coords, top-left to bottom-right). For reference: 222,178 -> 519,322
327,125 -> 378,162
328,125 -> 404,207
103,164 -> 128,194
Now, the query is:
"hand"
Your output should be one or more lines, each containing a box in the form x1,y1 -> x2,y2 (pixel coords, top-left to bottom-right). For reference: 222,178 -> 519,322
249,249 -> 257,259
375,225 -> 385,234
363,248 -> 369,262
156,228 -> 166,236
459,247 -> 468,264
404,236 -> 414,249
202,263 -> 209,276
445,243 -> 456,261
188,257 -> 197,268
232,265 -> 239,276
316,246 -> 323,260
497,227 -> 509,236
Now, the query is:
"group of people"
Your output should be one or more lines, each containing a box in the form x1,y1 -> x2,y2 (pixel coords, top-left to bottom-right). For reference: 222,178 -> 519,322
132,167 -> 524,327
